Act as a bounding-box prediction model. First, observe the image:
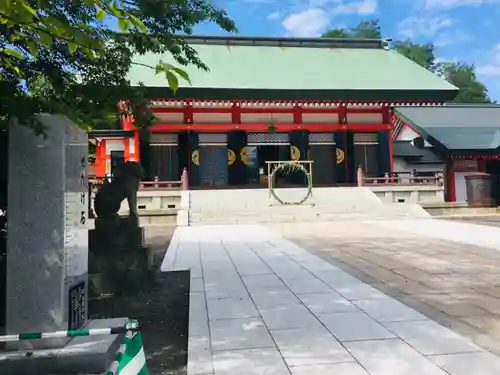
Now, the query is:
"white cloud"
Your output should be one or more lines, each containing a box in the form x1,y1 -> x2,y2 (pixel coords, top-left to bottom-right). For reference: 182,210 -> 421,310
423,0 -> 498,9
477,44 -> 500,77
281,0 -> 378,37
267,11 -> 280,20
241,0 -> 275,3
331,0 -> 378,15
397,16 -> 453,38
434,30 -> 471,47
282,8 -> 330,37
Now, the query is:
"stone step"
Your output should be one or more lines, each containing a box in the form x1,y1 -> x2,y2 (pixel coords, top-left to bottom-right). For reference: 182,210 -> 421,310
186,187 -> 429,225
188,187 -> 384,212
188,203 -> 429,224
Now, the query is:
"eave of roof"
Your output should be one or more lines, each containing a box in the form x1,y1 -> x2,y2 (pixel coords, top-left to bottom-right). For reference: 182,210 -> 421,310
180,35 -> 388,49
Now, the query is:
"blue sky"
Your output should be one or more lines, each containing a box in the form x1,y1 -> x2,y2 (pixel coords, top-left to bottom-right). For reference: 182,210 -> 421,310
195,0 -> 500,101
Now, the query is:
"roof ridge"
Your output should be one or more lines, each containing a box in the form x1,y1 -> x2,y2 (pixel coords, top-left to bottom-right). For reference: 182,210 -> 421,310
180,34 -> 386,49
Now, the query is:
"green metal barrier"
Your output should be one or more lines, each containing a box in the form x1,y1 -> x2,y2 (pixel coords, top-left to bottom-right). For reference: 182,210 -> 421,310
0,319 -> 149,375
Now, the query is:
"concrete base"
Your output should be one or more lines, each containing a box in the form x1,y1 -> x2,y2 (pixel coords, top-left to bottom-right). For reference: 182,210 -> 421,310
176,210 -> 189,226
0,318 -> 127,375
421,201 -> 500,216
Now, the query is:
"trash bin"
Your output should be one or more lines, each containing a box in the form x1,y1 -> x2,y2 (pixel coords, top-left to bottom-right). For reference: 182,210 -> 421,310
465,173 -> 496,207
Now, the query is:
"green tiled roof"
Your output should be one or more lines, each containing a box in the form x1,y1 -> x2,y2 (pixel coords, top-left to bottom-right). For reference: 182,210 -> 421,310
394,105 -> 500,151
128,36 -> 458,101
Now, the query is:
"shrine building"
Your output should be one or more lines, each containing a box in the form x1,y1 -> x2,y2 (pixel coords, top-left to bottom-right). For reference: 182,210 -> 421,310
392,105 -> 500,203
98,35 -> 460,187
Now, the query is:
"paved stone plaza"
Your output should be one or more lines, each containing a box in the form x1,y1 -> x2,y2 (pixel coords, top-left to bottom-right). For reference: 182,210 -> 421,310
162,222 -> 500,375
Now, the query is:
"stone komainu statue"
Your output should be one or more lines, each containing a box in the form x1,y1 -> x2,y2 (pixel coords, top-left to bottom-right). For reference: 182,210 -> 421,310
94,161 -> 145,218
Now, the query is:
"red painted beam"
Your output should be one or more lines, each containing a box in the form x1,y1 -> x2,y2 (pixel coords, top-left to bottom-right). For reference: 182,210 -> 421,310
149,99 -> 442,106
183,100 -> 194,123
149,123 -> 391,133
381,105 -> 391,124
231,102 -> 241,124
293,104 -> 302,124
150,107 -> 385,115
338,103 -> 347,124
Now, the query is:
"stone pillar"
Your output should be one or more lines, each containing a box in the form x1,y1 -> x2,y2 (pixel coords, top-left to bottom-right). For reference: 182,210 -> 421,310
7,115 -> 88,349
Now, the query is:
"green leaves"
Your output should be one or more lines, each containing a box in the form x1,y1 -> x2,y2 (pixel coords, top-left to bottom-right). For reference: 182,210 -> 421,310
129,14 -> 147,32
21,3 -> 38,18
1,0 -> 237,134
3,48 -> 23,60
118,17 -> 130,31
68,42 -> 78,54
154,61 -> 191,92
171,66 -> 191,85
165,71 -> 179,92
96,9 -> 106,21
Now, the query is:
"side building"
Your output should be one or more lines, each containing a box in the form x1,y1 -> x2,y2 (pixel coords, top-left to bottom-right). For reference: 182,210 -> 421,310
392,105 -> 500,204
114,35 -> 458,187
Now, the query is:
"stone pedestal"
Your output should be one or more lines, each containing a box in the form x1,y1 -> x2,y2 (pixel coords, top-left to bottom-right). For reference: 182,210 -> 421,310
6,115 -> 89,350
89,216 -> 152,297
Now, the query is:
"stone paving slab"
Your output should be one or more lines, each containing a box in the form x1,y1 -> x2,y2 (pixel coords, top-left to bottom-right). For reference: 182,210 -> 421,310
270,220 -> 500,359
162,224 -> 500,375
372,218 -> 500,251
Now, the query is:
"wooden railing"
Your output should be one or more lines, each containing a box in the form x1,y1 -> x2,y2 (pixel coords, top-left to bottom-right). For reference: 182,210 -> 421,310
139,180 -> 182,190
359,169 -> 444,187
89,168 -> 189,191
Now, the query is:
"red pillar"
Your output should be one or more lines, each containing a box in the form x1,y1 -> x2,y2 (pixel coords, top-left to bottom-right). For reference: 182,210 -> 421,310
478,158 -> 486,172
445,157 -> 456,202
388,128 -> 394,175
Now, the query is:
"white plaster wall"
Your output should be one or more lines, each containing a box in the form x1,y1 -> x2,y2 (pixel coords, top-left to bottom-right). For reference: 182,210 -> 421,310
104,139 -> 125,154
393,157 -> 444,174
454,172 -> 468,203
396,125 -> 432,147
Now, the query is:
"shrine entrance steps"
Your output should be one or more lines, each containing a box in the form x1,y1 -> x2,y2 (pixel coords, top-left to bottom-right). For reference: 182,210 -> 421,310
186,187 -> 429,225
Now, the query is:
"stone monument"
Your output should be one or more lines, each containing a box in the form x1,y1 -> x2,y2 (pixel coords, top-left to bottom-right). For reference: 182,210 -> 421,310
6,114 -> 89,349
1,115 -> 126,374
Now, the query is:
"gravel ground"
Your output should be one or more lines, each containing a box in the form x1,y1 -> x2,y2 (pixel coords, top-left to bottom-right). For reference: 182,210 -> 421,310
89,225 -> 188,375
